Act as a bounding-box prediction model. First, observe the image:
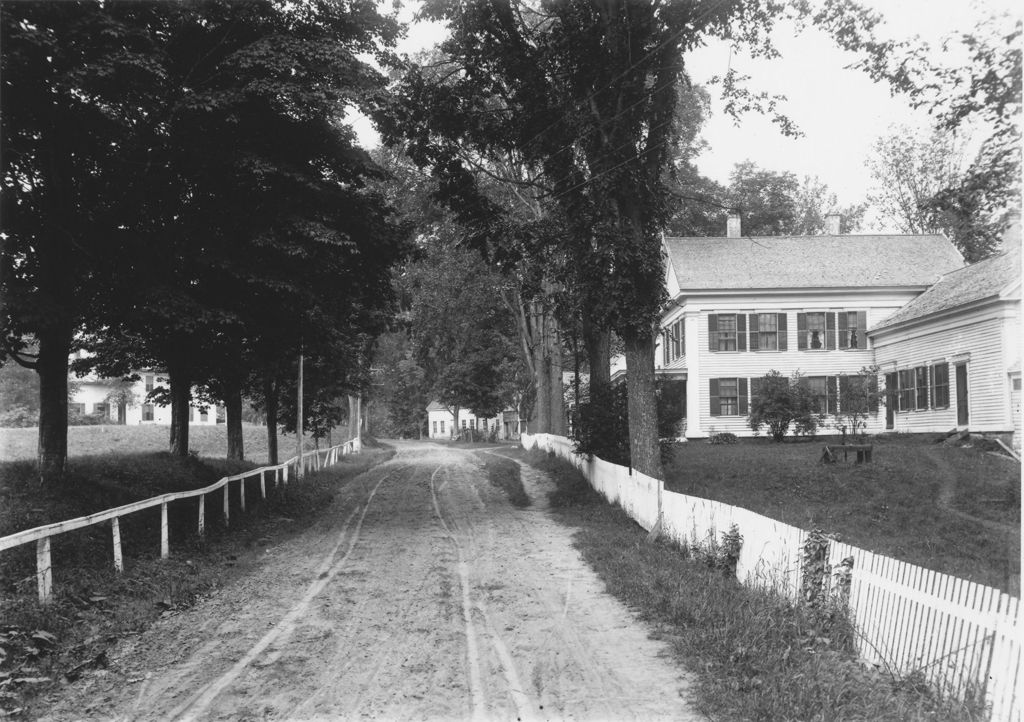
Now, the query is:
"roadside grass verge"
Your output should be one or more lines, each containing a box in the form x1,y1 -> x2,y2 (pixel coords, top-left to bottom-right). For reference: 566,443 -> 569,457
477,453 -> 530,508
663,435 -> 1019,594
0,444 -> 393,716
508,447 -> 980,722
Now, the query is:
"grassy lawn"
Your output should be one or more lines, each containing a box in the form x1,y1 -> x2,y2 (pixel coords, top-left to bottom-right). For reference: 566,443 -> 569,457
0,422 -> 336,466
0,424 -> 390,716
663,434 -> 1020,595
498,447 -> 977,722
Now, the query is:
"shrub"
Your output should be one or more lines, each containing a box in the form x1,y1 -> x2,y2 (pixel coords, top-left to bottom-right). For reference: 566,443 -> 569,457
748,370 -> 823,442
0,405 -> 36,428
709,432 -> 738,445
572,381 -> 630,466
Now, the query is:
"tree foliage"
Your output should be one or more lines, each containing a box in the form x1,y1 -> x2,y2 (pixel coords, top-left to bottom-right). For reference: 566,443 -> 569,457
748,370 -> 823,442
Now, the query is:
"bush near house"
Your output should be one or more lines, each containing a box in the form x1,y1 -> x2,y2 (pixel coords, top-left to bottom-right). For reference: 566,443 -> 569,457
664,434 -> 1020,594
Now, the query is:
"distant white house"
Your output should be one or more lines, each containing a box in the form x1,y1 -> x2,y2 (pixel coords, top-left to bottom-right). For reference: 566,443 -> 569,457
425,400 -> 519,439
71,367 -> 218,426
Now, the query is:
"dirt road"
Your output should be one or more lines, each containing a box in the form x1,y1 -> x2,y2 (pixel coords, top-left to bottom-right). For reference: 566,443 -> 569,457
39,441 -> 697,721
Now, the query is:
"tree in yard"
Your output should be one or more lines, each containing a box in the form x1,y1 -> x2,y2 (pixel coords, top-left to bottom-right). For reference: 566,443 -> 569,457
748,370 -> 823,442
836,366 -> 881,439
814,6 -> 1021,261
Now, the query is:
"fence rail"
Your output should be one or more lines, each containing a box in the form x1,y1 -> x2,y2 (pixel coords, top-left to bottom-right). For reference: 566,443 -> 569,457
0,438 -> 361,604
522,432 -> 1020,722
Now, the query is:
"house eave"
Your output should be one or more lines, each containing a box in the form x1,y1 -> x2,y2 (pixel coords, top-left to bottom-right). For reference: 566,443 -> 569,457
868,294 -> 1011,338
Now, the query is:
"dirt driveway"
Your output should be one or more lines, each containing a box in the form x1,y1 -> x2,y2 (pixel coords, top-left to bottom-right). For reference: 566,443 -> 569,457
38,441 -> 697,721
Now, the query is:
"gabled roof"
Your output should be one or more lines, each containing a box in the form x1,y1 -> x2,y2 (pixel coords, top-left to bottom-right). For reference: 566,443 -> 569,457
426,400 -> 448,412
663,235 -> 963,291
871,245 -> 1021,332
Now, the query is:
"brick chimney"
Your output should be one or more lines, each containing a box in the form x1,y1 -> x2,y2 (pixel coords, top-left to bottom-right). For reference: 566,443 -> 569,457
825,213 -> 842,235
726,212 -> 741,238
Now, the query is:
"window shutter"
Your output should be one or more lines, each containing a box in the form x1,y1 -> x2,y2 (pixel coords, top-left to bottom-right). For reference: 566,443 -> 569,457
708,314 -> 718,352
737,314 -> 747,351
838,312 -> 849,349
797,313 -> 807,350
839,375 -> 850,412
826,312 -> 836,350
868,375 -> 879,412
826,376 -> 837,415
709,379 -> 721,416
748,314 -> 759,350
777,313 -> 788,351
662,330 -> 669,365
857,312 -> 867,335
739,378 -> 749,415
677,320 -> 684,356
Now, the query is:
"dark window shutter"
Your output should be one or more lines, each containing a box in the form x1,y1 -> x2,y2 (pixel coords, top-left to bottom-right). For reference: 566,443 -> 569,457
737,314 -> 747,351
797,313 -> 807,350
708,314 -> 718,352
739,378 -> 749,415
709,378 -> 721,416
838,312 -> 849,349
777,313 -> 788,351
748,314 -> 759,351
826,312 -> 837,350
677,320 -> 685,356
826,376 -> 837,414
662,331 -> 669,365
839,375 -> 850,411
857,311 -> 867,335
868,375 -> 879,412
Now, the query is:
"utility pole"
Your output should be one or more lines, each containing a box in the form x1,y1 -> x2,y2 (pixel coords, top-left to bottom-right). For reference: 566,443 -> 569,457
296,349 -> 304,480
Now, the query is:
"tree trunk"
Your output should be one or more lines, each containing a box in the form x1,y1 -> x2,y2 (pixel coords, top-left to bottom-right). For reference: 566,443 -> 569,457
583,321 -> 611,388
225,378 -> 243,461
547,315 -> 567,436
533,299 -> 551,434
623,328 -> 662,479
451,404 -> 460,439
36,330 -> 70,484
168,361 -> 191,457
348,395 -> 360,440
265,376 -> 279,465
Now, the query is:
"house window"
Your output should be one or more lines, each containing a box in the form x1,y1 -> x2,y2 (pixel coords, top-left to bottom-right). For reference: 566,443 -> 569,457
804,376 -> 837,415
915,366 -> 929,410
932,364 -> 950,408
142,404 -> 155,421
838,311 -> 867,349
432,421 -> 438,434
799,312 -> 830,350
756,313 -> 778,350
708,313 -> 747,352
440,420 -> 445,433
897,369 -> 915,411
668,319 -> 683,360
69,403 -> 85,416
709,378 -> 749,416
200,408 -> 209,422
93,402 -> 109,418
1014,378 -> 1022,391
145,375 -> 154,393
838,374 -> 878,414
461,419 -> 467,429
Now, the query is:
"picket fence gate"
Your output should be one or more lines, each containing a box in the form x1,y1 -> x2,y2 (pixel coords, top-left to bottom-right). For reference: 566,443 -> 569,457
0,438 -> 361,606
522,432 -> 1021,722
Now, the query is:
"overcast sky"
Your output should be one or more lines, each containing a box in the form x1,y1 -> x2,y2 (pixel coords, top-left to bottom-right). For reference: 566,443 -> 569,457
353,0 -> 1020,231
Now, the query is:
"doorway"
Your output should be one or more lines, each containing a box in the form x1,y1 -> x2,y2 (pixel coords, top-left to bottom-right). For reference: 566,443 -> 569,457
955,363 -> 969,426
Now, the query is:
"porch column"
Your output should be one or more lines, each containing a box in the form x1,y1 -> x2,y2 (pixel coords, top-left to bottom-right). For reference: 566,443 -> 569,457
684,312 -> 705,438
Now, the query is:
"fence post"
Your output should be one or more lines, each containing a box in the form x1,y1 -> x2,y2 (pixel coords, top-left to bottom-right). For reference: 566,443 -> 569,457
111,517 -> 123,573
36,537 -> 52,605
160,502 -> 169,559
240,476 -> 246,512
283,464 -> 289,487
260,471 -> 266,499
198,495 -> 205,536
223,483 -> 230,526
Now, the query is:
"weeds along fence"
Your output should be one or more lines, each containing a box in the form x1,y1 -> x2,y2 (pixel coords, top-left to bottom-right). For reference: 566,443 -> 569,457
522,432 -> 1021,722
0,438 -> 362,606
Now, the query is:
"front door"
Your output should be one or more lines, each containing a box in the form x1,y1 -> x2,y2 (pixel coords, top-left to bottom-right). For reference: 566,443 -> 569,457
885,372 -> 897,429
956,363 -> 969,426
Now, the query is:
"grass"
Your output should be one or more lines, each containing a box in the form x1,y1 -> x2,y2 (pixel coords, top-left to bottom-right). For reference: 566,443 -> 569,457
507,446 -> 983,722
662,434 -> 1020,595
477,453 -> 531,508
0,421 -> 333,466
0,425 -> 391,716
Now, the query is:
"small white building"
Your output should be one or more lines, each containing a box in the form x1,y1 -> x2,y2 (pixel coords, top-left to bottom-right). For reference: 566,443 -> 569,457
426,400 -> 517,439
71,369 -> 218,426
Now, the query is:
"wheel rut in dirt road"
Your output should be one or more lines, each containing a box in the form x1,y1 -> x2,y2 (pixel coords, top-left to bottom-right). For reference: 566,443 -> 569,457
37,441 -> 698,721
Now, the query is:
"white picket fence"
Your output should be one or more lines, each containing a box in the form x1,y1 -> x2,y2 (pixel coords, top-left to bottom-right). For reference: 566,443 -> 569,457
0,438 -> 361,605
522,432 -> 1021,722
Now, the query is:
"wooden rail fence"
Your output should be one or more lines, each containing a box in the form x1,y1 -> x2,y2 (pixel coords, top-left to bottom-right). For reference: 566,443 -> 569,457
522,432 -> 1021,722
0,438 -> 361,605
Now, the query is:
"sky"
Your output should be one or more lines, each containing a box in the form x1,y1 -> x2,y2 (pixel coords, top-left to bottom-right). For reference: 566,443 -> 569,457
352,0 -> 1020,231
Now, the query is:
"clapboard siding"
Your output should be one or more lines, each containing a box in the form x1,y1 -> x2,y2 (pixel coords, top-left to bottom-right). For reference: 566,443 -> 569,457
683,294 -> 916,437
872,306 -> 1015,432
